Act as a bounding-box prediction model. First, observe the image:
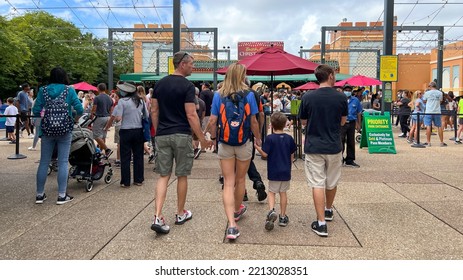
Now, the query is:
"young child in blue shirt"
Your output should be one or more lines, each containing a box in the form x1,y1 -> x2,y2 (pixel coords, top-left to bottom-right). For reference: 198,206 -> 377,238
255,112 -> 296,230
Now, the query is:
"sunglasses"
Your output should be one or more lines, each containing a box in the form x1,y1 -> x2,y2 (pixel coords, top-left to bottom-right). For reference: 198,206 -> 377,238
179,52 -> 189,63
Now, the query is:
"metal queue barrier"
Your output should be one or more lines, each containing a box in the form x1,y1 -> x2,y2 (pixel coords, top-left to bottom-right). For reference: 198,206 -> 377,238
0,113 -> 28,159
392,110 -> 461,148
261,112 -> 304,159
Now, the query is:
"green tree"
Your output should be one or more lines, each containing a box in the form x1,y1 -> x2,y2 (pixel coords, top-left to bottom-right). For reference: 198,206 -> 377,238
8,11 -> 103,87
0,16 -> 31,99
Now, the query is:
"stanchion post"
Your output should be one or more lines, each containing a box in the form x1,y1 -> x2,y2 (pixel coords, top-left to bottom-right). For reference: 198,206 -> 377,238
450,110 -> 457,141
7,113 -> 27,159
411,112 -> 425,148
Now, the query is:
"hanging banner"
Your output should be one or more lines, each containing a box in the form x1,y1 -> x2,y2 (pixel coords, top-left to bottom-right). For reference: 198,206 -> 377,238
360,111 -> 396,154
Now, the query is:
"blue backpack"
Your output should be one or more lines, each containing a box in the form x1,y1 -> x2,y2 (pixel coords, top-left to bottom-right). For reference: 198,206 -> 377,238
41,86 -> 74,136
218,91 -> 252,146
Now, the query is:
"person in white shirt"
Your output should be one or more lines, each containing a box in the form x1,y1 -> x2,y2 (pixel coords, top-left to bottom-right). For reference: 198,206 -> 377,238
4,97 -> 18,144
423,82 -> 446,147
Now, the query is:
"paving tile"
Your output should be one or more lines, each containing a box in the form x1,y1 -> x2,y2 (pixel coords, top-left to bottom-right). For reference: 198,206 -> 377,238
336,202 -> 463,252
0,239 -> 103,260
227,204 -> 360,248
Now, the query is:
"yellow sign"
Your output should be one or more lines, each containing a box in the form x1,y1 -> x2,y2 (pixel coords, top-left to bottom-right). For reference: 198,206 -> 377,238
168,56 -> 174,75
380,55 -> 398,82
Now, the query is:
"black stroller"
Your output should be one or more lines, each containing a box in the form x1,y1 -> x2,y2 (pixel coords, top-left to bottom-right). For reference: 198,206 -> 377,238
68,116 -> 113,192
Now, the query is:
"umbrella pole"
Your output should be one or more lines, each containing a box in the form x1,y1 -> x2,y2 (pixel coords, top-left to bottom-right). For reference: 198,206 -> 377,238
270,74 -> 274,115
270,74 -> 274,134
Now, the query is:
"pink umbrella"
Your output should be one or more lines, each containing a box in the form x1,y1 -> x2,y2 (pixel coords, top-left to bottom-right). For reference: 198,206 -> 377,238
335,75 -> 382,87
294,82 -> 319,90
72,82 -> 98,91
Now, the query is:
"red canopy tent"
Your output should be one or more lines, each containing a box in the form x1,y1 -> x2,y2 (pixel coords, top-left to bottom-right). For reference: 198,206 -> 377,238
217,46 -> 319,112
217,46 -> 319,76
72,82 -> 98,91
294,82 -> 319,91
334,75 -> 382,87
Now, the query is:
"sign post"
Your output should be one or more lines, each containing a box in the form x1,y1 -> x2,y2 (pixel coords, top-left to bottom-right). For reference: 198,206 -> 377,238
380,55 -> 398,113
360,111 -> 396,154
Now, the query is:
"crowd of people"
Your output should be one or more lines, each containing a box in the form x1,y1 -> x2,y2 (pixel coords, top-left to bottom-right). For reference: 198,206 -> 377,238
3,53 -> 462,240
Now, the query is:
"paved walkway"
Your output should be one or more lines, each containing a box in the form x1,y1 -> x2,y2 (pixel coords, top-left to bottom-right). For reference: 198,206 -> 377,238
0,126 -> 462,260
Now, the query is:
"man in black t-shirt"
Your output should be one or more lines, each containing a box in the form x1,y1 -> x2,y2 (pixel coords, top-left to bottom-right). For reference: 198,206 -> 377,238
298,64 -> 347,237
150,52 -> 213,235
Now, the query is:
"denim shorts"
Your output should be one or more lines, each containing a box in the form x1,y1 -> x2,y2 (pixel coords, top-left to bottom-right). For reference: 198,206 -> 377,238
423,114 -> 441,127
155,134 -> 194,176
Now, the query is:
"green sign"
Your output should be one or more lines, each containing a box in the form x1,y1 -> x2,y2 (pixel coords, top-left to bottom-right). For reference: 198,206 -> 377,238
290,99 -> 301,115
360,111 -> 396,154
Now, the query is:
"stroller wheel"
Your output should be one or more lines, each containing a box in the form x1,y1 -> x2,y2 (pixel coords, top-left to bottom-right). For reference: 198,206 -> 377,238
356,134 -> 361,143
86,181 -> 93,192
104,174 -> 112,184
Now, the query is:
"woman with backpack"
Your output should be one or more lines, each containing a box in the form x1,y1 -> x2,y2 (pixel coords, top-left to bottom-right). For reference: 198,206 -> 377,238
32,67 -> 83,205
205,63 -> 262,240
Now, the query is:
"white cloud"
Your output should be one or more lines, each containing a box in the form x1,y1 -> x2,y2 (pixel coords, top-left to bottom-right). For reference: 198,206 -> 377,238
2,0 -> 463,57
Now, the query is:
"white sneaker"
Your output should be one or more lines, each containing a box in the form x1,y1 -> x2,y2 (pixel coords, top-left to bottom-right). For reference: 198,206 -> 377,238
28,146 -> 36,151
28,134 -> 35,139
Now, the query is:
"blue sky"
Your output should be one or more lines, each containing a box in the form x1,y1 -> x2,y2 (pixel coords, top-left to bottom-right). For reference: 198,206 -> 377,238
1,0 -> 463,59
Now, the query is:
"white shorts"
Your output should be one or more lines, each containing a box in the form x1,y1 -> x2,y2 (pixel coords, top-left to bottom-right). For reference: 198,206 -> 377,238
304,153 -> 342,190
268,180 -> 290,193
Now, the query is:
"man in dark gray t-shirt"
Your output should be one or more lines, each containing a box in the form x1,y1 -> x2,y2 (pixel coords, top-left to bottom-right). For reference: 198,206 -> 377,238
92,83 -> 113,156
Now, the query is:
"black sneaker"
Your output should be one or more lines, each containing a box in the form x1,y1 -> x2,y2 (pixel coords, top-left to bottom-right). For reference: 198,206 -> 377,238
56,194 -> 74,205
311,221 -> 328,237
151,216 -> 170,234
193,148 -> 201,159
36,193 -> 47,204
325,209 -> 334,221
254,181 -> 267,202
279,215 -> 289,227
226,226 -> 240,240
265,209 -> 277,231
243,191 -> 248,201
344,161 -> 360,168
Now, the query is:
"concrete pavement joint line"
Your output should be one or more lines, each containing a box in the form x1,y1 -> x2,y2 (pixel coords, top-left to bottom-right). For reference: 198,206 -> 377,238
0,178 -> 117,248
90,178 -> 178,260
332,205 -> 363,248
385,182 -> 463,237
420,172 -> 463,192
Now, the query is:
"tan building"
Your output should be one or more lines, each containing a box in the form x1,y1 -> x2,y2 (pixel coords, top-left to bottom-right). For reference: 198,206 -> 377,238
310,20 -> 462,97
396,53 -> 430,93
430,41 -> 463,95
132,23 -> 210,73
